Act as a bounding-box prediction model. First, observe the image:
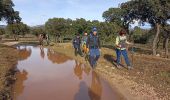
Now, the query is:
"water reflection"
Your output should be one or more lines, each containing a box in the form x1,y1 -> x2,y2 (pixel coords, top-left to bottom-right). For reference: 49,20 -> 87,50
40,46 -> 45,59
13,70 -> 28,99
14,45 -> 125,100
74,71 -> 102,100
17,46 -> 32,61
74,61 -> 83,80
47,49 -> 72,64
83,64 -> 91,76
88,71 -> 102,100
74,82 -> 90,100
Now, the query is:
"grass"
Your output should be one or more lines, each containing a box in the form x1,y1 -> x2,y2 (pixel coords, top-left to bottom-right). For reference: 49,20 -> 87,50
0,44 -> 18,99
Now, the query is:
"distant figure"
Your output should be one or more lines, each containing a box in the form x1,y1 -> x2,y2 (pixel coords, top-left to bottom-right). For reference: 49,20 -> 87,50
73,34 -> 83,57
45,34 -> 50,45
56,33 -> 61,43
39,34 -> 44,46
115,29 -> 133,70
0,35 -> 2,41
86,27 -> 101,68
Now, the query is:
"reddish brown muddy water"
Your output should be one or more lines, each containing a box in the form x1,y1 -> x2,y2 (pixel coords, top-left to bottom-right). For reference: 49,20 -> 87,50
13,45 -> 125,100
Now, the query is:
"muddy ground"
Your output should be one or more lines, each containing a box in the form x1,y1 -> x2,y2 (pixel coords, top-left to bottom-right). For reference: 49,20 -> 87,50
0,44 -> 18,99
50,43 -> 170,100
0,41 -> 169,100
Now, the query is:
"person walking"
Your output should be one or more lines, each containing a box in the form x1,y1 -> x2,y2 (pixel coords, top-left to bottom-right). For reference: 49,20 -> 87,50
115,29 -> 133,70
86,27 -> 101,68
45,34 -> 50,45
81,32 -> 89,60
39,34 -> 44,46
73,34 -> 83,57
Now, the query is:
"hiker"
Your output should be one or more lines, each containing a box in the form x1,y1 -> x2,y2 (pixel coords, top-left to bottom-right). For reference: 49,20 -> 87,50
45,34 -> 50,45
81,32 -> 89,60
0,35 -> 2,42
38,34 -> 44,46
72,34 -> 83,57
115,29 -> 133,70
86,27 -> 101,68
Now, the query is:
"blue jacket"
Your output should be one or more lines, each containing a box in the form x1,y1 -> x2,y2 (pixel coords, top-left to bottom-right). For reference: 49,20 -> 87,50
86,33 -> 101,49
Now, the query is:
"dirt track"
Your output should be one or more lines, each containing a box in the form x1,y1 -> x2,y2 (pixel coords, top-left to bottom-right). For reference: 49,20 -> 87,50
50,43 -> 170,100
0,41 -> 170,100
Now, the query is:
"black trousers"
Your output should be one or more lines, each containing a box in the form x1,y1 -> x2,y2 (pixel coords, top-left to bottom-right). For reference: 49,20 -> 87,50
74,46 -> 82,56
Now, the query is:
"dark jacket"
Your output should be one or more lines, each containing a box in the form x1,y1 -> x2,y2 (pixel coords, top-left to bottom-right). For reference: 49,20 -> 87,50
73,36 -> 81,48
86,33 -> 100,49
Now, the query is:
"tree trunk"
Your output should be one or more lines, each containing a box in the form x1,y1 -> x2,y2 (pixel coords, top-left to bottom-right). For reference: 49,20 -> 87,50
156,36 -> 161,49
153,24 -> 160,56
165,38 -> 169,58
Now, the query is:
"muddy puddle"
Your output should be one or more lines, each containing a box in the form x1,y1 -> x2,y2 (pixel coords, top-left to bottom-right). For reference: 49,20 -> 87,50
13,45 -> 125,100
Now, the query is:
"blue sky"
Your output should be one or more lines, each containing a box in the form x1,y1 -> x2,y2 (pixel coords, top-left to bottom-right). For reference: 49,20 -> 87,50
8,0 -> 129,26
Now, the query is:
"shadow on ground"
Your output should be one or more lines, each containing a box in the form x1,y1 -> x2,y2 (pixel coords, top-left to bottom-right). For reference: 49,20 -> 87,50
103,54 -> 117,67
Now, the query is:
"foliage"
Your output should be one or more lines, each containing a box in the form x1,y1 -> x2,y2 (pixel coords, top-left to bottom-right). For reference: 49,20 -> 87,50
0,0 -> 21,24
6,22 -> 29,39
44,18 -> 122,43
30,26 -> 46,37
0,28 -> 5,35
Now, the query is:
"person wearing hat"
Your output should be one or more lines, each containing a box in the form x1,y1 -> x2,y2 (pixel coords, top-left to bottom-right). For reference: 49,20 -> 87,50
115,29 -> 133,70
73,33 -> 83,57
86,27 -> 101,68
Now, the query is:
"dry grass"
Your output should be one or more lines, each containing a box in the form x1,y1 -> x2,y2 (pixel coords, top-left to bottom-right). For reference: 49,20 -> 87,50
0,44 -> 18,99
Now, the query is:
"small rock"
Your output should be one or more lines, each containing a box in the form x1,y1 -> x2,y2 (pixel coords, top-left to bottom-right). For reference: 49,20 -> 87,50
156,54 -> 160,57
111,67 -> 115,70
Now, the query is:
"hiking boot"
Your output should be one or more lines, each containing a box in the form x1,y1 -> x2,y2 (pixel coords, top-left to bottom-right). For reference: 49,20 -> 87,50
127,66 -> 133,70
116,65 -> 122,69
95,63 -> 97,67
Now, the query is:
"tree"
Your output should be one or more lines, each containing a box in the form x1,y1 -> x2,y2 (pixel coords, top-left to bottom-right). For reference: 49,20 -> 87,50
162,25 -> 170,58
45,18 -> 67,42
0,27 -> 5,35
103,8 -> 125,27
120,0 -> 170,56
0,0 -> 22,40
31,27 -> 45,37
132,26 -> 150,44
6,23 -> 19,40
44,17 -> 123,44
0,0 -> 21,24
18,23 -> 30,37
6,22 -> 29,40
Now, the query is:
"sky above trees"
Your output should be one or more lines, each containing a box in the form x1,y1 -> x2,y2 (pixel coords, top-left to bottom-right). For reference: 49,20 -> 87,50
5,0 -> 129,26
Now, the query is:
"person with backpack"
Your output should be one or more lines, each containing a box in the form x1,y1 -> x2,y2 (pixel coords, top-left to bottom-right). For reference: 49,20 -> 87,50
86,27 -> 101,68
115,29 -> 133,70
73,34 -> 83,57
81,32 -> 89,60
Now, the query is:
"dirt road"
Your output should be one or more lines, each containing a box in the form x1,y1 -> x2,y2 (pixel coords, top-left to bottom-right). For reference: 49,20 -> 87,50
0,41 -> 170,100
50,43 -> 170,100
